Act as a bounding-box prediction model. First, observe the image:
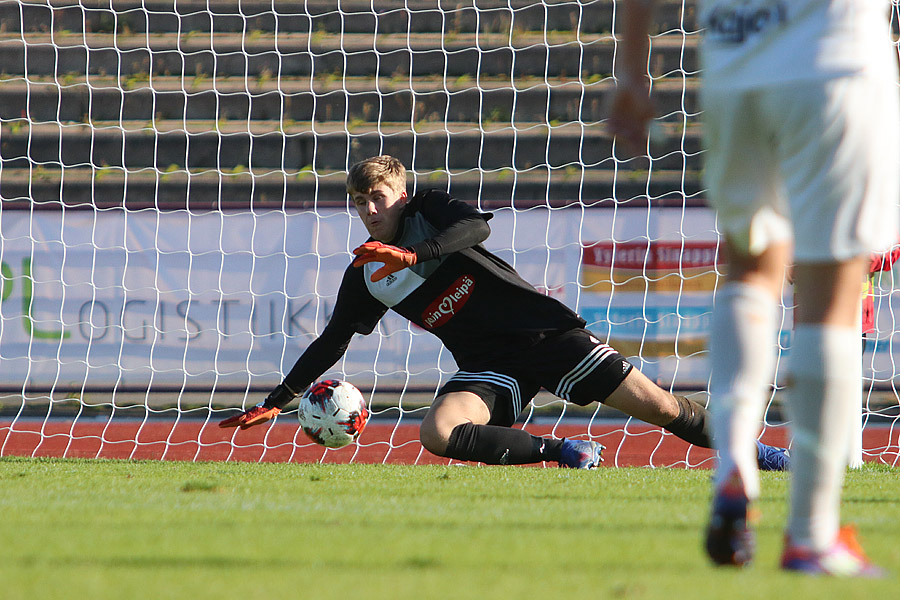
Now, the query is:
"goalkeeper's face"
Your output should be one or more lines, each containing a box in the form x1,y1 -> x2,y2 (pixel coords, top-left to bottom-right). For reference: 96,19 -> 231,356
351,183 -> 409,242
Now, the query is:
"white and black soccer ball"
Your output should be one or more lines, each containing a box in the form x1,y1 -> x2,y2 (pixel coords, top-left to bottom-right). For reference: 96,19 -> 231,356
297,379 -> 369,448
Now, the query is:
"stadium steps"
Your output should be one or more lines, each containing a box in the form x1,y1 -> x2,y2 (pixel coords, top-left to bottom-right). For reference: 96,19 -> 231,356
0,166 -> 700,210
0,0 -> 703,209
0,119 -> 701,172
0,76 -> 698,125
0,32 -> 694,81
0,0 -> 700,36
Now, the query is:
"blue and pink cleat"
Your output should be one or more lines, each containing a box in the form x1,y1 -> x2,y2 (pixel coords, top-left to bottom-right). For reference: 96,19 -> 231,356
558,439 -> 605,469
705,470 -> 756,567
781,525 -> 885,578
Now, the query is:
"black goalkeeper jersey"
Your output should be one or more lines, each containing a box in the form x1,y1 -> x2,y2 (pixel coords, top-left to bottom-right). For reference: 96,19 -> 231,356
282,189 -> 586,392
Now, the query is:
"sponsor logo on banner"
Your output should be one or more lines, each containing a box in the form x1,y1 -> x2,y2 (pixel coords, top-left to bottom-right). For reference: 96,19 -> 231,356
421,275 -> 474,329
582,306 -> 712,357
580,241 -> 721,293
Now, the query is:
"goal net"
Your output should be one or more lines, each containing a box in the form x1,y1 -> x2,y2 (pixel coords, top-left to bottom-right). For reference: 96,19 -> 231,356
1,0 -> 898,467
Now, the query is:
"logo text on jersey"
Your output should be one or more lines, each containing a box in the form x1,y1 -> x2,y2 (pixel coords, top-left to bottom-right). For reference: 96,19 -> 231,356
421,275 -> 475,329
705,1 -> 787,45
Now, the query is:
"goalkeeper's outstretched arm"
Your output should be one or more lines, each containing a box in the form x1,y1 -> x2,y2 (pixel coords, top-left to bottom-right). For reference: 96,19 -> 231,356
219,263 -> 387,429
218,324 -> 354,429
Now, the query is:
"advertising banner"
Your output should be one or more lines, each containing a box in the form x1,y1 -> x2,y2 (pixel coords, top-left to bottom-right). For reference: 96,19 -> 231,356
1,206 -> 896,391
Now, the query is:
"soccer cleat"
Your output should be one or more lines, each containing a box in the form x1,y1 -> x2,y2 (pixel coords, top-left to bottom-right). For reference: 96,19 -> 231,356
781,525 -> 886,578
756,440 -> 790,471
705,470 -> 756,567
558,439 -> 605,469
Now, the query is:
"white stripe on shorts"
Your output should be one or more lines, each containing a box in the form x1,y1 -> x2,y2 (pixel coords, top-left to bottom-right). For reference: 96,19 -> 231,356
448,370 -> 523,417
554,343 -> 616,401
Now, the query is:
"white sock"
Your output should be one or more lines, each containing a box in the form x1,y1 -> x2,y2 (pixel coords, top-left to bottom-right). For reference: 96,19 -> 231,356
786,324 -> 858,551
708,282 -> 780,501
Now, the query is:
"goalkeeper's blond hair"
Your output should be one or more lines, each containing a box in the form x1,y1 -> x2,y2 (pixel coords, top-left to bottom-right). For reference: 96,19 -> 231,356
347,155 -> 407,196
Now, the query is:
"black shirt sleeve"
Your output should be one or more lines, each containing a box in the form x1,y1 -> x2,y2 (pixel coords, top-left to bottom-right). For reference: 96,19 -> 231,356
281,264 -> 387,396
403,190 -> 492,262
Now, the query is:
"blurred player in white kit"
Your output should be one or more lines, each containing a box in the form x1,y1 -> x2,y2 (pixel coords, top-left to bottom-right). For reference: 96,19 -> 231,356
609,0 -> 898,576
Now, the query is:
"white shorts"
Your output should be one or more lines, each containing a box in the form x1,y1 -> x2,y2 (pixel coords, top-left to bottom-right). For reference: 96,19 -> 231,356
701,72 -> 900,262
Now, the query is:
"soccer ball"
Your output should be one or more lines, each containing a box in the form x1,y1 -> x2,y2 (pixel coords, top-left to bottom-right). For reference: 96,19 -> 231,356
297,379 -> 369,448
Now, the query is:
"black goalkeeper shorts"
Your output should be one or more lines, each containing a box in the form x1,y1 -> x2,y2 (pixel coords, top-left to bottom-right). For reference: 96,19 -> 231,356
437,328 -> 633,427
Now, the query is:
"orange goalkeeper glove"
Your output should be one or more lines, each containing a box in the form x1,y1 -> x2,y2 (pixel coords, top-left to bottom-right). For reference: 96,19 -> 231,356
218,383 -> 296,430
218,403 -> 281,430
352,241 -> 417,282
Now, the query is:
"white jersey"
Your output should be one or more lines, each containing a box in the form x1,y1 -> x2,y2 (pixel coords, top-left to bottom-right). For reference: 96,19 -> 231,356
698,0 -> 896,90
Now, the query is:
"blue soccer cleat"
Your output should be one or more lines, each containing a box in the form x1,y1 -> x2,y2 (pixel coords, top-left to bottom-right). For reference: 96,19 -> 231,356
558,439 -> 605,469
756,440 -> 790,471
705,469 -> 756,567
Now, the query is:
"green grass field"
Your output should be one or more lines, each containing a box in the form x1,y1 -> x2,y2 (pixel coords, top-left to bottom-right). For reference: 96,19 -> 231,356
1,457 -> 897,600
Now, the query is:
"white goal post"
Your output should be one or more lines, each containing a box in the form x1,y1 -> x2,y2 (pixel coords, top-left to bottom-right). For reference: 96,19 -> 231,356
0,0 -> 898,467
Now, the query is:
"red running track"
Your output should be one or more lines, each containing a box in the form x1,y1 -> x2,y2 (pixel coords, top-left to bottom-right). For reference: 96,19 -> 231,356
1,419 -> 896,467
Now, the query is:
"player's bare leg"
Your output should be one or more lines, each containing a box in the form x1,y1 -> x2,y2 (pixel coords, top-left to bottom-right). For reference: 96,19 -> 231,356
419,391 -> 490,456
420,391 -> 602,468
603,368 -> 680,426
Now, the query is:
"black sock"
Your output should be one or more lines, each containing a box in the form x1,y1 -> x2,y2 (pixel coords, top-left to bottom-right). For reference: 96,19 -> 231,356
444,423 -> 565,465
663,396 -> 714,448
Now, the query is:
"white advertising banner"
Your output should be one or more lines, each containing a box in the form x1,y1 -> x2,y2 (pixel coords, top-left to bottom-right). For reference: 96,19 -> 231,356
1,206 -> 896,391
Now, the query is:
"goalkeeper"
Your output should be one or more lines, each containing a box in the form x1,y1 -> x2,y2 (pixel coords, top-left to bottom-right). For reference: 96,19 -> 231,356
221,155 -> 788,470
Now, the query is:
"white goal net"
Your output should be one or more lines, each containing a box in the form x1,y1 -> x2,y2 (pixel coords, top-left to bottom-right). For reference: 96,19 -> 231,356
1,0 -> 898,467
